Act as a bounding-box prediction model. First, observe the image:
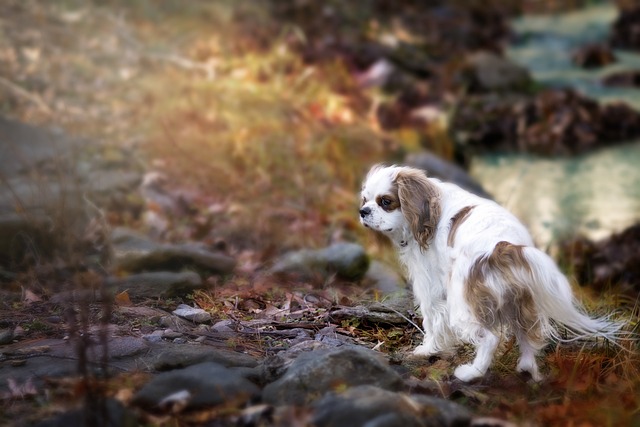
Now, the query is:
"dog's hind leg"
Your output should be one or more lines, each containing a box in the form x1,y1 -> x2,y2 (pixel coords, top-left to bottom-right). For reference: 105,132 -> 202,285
453,328 -> 500,381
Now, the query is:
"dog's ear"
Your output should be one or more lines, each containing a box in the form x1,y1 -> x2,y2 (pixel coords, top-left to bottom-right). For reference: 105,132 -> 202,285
396,168 -> 441,250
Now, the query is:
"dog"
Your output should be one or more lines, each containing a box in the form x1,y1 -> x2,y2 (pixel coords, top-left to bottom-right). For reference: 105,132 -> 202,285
359,164 -> 620,382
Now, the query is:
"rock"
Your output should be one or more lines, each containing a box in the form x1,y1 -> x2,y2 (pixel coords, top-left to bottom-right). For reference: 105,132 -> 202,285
262,346 -> 404,406
405,152 -> 492,199
162,329 -> 183,339
270,242 -> 370,282
106,271 -> 204,299
150,344 -> 259,370
0,328 -> 14,345
464,51 -> 532,93
312,385 -> 472,427
602,70 -> 640,88
558,223 -> 640,295
110,227 -> 236,274
311,325 -> 356,348
610,5 -> 640,51
172,304 -> 211,323
363,261 -> 406,295
132,362 -> 259,412
0,117 -> 142,266
572,43 -> 616,69
453,89 -> 640,156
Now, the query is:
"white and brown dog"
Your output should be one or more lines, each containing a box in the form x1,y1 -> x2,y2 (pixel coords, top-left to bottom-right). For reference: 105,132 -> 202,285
359,164 -> 620,382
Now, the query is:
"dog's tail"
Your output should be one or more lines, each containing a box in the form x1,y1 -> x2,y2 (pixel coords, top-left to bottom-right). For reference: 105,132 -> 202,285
522,246 -> 624,343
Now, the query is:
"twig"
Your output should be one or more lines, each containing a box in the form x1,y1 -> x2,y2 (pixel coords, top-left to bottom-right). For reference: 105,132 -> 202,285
146,53 -> 217,80
0,75 -> 52,115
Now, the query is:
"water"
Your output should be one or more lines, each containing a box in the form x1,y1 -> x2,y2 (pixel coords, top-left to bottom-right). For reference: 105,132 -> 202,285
469,3 -> 640,249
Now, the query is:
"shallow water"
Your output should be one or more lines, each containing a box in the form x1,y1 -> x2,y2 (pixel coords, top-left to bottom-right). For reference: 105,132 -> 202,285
470,143 -> 640,248
470,4 -> 640,248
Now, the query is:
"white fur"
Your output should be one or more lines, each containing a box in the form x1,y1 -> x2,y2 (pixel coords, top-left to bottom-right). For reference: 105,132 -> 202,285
360,165 -> 621,382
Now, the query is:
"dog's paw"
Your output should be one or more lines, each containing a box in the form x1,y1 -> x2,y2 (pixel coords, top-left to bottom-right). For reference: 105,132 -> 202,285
412,344 -> 438,357
516,360 -> 543,382
453,364 -> 483,382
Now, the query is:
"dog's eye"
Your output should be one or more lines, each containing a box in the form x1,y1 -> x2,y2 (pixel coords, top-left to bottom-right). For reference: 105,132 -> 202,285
380,198 -> 391,207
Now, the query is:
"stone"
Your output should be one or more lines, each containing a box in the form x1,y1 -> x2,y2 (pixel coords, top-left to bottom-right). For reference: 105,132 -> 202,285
0,117 -> 141,266
572,43 -> 616,69
150,344 -> 259,370
270,242 -> 370,282
106,271 -> 204,299
405,152 -> 492,199
0,328 -> 14,345
363,260 -> 406,295
132,362 -> 259,411
110,227 -> 236,274
312,385 -> 472,427
262,346 -> 404,406
464,51 -> 531,93
172,304 -> 211,323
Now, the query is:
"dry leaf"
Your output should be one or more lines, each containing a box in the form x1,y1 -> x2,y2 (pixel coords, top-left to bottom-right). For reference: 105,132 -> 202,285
115,290 -> 132,306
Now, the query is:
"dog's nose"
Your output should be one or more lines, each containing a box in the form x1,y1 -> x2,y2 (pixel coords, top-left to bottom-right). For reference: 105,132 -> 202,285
359,207 -> 371,218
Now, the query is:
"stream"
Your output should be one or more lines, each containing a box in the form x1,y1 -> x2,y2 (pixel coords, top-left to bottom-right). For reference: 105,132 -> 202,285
470,3 -> 640,249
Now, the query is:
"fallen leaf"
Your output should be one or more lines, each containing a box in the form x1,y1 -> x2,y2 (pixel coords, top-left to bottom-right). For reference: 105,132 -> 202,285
115,290 -> 132,306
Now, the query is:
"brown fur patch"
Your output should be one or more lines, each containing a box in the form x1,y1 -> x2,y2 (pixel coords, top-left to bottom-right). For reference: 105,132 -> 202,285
447,205 -> 475,247
465,241 -> 543,345
396,168 -> 441,250
376,181 -> 400,212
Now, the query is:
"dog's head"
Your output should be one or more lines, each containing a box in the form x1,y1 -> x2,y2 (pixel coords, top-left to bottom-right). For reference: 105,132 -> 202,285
359,165 -> 441,249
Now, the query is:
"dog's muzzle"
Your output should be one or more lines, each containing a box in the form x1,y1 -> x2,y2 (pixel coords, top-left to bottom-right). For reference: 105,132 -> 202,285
359,207 -> 371,218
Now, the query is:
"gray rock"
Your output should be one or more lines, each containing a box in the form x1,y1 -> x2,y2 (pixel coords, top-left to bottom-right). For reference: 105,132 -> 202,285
364,261 -> 406,295
162,329 -> 183,339
150,344 -> 259,370
132,362 -> 259,411
405,152 -> 492,199
412,395 -> 473,427
271,242 -> 370,282
0,328 -> 14,345
110,227 -> 236,274
312,385 -> 472,427
172,304 -> 211,323
0,117 -> 142,265
106,271 -> 204,299
262,346 -> 403,406
465,51 -> 532,93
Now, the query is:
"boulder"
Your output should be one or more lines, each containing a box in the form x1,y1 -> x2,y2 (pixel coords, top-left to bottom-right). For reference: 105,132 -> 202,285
132,362 -> 259,412
312,385 -> 472,427
270,242 -> 370,282
110,227 -> 236,274
106,271 -> 204,299
464,51 -> 532,93
262,346 -> 403,405
405,152 -> 492,199
0,116 -> 141,266
572,43 -> 616,69
149,344 -> 259,371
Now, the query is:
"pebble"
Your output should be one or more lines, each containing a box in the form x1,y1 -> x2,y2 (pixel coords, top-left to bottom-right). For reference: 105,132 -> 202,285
172,304 -> 212,323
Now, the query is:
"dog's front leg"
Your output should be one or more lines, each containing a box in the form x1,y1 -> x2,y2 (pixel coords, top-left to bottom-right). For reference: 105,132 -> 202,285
413,301 -> 455,356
